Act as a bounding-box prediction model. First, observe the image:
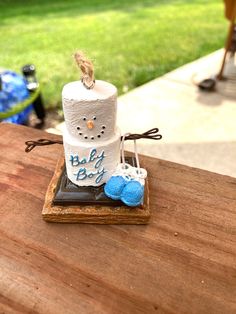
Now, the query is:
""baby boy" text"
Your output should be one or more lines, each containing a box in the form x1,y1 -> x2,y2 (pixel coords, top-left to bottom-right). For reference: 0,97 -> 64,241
69,148 -> 106,184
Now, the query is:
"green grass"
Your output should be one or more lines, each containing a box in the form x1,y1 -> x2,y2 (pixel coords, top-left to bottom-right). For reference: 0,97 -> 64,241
0,0 -> 226,109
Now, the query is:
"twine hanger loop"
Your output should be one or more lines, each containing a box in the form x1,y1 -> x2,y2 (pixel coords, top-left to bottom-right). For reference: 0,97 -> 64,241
74,51 -> 95,89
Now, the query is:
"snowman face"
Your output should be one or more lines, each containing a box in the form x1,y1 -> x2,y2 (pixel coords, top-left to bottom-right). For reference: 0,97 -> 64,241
76,115 -> 106,141
63,97 -> 116,141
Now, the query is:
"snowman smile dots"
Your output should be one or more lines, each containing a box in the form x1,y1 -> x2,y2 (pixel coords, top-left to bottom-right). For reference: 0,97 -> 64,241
76,116 -> 106,140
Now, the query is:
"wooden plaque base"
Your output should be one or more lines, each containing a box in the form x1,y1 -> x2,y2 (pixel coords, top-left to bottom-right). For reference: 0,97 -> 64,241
42,156 -> 150,224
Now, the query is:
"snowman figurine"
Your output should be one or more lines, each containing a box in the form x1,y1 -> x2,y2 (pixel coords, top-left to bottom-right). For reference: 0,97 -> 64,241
24,53 -> 161,208
62,52 -> 154,207
62,77 -> 121,187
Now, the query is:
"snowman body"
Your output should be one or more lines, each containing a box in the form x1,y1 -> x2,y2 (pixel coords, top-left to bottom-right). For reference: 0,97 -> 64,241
62,80 -> 121,186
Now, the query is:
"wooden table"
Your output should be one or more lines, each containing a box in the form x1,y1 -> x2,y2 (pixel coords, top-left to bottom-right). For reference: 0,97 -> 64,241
1,123 -> 236,314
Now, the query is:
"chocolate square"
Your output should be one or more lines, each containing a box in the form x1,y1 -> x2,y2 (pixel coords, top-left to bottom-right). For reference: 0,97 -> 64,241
53,157 -> 137,206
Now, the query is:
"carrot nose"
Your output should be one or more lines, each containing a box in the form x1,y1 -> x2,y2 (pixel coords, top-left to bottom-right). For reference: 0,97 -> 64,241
87,120 -> 94,129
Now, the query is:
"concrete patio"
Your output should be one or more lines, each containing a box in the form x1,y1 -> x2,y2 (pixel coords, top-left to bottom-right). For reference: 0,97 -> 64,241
48,49 -> 236,178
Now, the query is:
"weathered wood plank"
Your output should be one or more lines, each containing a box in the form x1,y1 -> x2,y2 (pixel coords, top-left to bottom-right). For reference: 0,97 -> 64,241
0,123 -> 236,314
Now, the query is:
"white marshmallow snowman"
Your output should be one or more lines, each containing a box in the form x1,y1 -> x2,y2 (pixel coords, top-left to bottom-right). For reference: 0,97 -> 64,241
62,80 -> 121,186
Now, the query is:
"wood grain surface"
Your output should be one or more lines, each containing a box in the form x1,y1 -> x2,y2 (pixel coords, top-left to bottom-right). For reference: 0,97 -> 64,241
0,123 -> 236,314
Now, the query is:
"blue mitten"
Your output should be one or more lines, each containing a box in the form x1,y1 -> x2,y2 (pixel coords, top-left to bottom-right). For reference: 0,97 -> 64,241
120,180 -> 144,207
104,135 -> 148,207
104,175 -> 128,200
104,163 -> 132,200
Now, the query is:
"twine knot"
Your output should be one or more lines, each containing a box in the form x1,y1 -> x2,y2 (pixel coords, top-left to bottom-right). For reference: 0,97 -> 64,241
74,51 -> 95,89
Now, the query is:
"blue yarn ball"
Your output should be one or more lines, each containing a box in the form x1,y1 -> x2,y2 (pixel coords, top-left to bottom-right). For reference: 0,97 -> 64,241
104,175 -> 128,200
121,180 -> 144,207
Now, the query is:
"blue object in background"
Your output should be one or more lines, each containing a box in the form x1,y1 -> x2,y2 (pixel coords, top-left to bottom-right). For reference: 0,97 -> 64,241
0,70 -> 32,124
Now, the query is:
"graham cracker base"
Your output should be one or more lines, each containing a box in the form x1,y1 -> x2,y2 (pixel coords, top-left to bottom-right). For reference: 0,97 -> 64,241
42,155 -> 150,224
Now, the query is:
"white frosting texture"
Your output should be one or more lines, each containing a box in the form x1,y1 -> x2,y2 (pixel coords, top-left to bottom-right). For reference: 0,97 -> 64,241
63,129 -> 120,186
63,80 -> 117,142
62,79 -> 121,186
62,80 -> 117,101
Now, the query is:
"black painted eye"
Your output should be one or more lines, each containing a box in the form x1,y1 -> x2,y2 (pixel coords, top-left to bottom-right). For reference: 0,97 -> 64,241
93,116 -> 96,120
83,117 -> 86,121
102,125 -> 106,129
84,136 -> 88,139
77,126 -> 80,130
97,135 -> 101,138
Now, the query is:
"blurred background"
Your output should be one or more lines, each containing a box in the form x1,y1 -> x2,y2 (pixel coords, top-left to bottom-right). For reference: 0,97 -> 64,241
1,0 -> 236,176
0,0 -> 226,108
